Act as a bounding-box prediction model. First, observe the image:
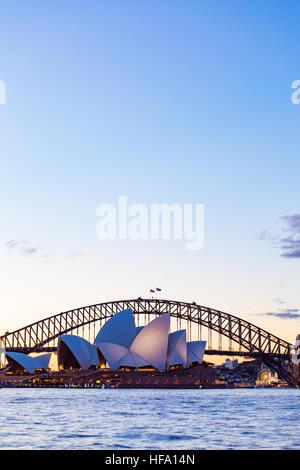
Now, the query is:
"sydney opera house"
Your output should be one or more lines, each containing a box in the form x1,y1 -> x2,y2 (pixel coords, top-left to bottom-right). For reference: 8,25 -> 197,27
2,309 -> 215,388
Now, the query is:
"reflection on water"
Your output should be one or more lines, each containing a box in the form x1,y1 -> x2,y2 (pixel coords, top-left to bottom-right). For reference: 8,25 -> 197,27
0,388 -> 299,449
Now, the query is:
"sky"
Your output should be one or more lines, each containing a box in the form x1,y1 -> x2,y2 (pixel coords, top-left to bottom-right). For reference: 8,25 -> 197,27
0,0 -> 300,347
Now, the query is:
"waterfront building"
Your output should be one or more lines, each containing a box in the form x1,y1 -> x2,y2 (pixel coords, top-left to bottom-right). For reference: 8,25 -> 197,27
2,309 -> 215,388
220,358 -> 239,369
93,310 -> 206,372
57,310 -> 206,372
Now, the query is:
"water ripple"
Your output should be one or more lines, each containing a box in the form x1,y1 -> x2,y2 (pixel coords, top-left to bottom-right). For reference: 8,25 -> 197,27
0,388 -> 299,449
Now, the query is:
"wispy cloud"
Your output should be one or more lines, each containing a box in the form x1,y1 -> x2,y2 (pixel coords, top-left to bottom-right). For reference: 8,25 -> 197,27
259,214 -> 300,258
259,308 -> 300,319
280,214 -> 300,258
258,230 -> 279,243
273,298 -> 287,305
5,240 -> 86,259
70,251 -> 87,257
4,240 -> 50,258
5,240 -> 20,250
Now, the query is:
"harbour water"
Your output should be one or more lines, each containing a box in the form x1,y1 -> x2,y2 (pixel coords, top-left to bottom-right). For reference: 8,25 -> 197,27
0,388 -> 299,450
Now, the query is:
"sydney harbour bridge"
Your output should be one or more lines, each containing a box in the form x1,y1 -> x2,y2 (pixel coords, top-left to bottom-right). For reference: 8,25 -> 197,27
0,298 -> 297,386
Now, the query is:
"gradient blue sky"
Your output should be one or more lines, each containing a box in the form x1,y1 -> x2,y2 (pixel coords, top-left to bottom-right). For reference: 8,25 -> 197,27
0,0 -> 300,344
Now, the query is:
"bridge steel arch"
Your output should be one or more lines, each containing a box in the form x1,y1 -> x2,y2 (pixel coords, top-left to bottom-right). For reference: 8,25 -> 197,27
0,298 -> 296,385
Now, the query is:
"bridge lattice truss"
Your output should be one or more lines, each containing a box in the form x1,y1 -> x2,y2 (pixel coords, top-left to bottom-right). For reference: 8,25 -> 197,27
0,298 -> 296,385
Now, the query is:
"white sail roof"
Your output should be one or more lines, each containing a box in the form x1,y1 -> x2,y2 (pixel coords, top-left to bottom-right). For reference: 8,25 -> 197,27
94,309 -> 136,349
96,342 -> 129,370
119,350 -> 149,368
130,313 -> 170,371
5,352 -> 51,374
95,309 -> 152,369
187,341 -> 206,365
6,352 -> 36,374
167,330 -> 187,368
58,335 -> 100,370
118,351 -> 137,368
34,353 -> 52,370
